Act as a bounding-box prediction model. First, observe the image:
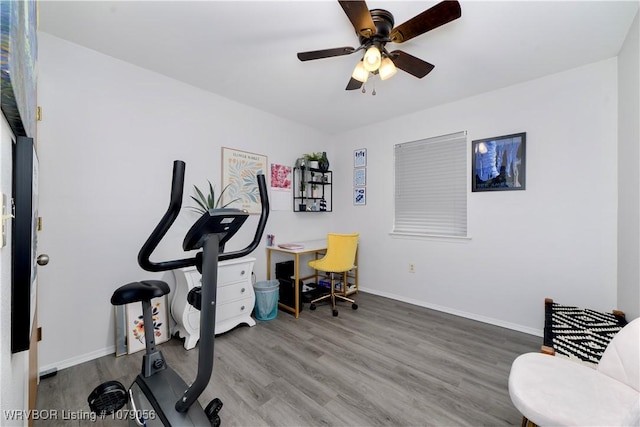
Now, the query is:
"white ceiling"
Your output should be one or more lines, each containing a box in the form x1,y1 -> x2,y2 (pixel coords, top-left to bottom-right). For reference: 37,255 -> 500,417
38,1 -> 638,134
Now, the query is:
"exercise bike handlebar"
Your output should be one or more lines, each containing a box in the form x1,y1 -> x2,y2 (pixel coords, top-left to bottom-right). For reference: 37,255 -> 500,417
137,160 -> 270,272
219,174 -> 269,262
138,160 -> 196,272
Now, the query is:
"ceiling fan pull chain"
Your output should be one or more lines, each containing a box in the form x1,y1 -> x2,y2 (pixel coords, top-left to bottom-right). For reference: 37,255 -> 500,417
361,83 -> 366,94
372,78 -> 377,96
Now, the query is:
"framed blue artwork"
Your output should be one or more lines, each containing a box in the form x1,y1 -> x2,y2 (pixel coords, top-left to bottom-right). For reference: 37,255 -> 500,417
472,132 -> 526,192
354,168 -> 366,187
354,148 -> 367,168
354,187 -> 366,206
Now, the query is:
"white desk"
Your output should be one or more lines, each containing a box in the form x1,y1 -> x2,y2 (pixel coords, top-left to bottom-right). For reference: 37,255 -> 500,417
266,239 -> 358,318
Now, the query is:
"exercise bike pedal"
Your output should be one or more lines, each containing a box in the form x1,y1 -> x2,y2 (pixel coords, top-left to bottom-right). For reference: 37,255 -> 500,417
205,397 -> 223,421
87,380 -> 127,416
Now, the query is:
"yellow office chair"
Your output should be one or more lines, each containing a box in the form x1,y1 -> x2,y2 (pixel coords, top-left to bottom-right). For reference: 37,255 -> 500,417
308,233 -> 359,317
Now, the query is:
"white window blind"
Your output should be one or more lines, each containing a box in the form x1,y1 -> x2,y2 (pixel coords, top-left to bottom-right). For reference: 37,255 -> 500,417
394,131 -> 468,237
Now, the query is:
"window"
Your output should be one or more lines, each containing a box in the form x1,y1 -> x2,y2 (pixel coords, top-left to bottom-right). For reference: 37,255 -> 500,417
393,131 -> 468,238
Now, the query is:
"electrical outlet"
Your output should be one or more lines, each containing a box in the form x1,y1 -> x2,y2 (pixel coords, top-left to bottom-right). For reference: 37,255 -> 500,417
409,263 -> 415,273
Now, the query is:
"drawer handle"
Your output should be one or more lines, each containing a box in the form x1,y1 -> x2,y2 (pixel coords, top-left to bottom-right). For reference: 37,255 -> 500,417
240,270 -> 246,276
241,287 -> 245,293
240,305 -> 245,311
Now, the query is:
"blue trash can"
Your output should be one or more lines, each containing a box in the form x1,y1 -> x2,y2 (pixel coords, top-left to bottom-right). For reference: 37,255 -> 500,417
253,280 -> 279,321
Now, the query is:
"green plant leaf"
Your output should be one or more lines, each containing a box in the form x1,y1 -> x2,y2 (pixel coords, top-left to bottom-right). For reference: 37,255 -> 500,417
217,183 -> 233,208
190,180 -> 244,213
207,181 -> 215,209
193,185 -> 207,206
190,195 -> 208,213
304,152 -> 322,161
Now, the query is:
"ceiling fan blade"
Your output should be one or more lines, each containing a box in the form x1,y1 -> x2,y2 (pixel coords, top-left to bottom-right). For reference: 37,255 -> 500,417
338,0 -> 376,38
389,50 -> 435,78
390,0 -> 461,43
345,77 -> 363,91
297,47 -> 356,61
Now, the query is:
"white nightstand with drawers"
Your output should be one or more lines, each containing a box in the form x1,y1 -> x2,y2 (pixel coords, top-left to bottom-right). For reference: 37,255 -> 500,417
171,257 -> 256,350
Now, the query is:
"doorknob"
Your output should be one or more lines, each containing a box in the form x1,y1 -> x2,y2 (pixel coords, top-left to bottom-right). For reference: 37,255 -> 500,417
37,254 -> 50,266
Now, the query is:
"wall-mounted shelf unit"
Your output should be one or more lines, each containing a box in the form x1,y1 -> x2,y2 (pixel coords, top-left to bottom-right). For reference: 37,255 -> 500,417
293,167 -> 332,212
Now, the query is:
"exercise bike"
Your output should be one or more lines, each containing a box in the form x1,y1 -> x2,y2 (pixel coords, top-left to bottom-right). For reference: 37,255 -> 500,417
88,160 -> 269,426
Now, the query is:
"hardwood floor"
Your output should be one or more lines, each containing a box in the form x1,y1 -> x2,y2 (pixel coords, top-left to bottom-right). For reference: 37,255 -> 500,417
35,292 -> 540,426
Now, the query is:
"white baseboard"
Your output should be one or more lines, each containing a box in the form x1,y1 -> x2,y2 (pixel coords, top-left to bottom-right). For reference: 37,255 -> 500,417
39,345 -> 115,376
359,287 -> 543,337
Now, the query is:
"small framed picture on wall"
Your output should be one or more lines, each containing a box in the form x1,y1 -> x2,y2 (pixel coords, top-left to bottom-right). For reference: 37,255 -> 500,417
354,187 -> 366,205
354,148 -> 367,168
354,168 -> 366,187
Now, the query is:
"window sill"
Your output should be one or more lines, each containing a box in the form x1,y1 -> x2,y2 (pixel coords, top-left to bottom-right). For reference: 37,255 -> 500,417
389,231 -> 472,242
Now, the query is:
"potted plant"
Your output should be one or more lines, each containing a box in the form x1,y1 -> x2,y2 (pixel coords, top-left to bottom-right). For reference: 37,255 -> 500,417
189,181 -> 239,214
304,152 -> 323,170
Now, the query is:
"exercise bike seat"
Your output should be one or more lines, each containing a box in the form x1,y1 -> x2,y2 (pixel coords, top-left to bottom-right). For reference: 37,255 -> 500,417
111,280 -> 170,305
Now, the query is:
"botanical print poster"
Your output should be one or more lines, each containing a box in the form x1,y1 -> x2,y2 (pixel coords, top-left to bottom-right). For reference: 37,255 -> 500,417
125,296 -> 169,354
221,147 -> 268,214
270,163 -> 292,211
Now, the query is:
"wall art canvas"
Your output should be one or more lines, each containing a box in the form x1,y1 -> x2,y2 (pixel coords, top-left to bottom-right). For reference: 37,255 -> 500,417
0,0 -> 38,138
114,305 -> 127,357
354,148 -> 367,168
354,168 -> 366,187
270,163 -> 292,211
221,147 -> 267,214
472,132 -> 526,192
354,187 -> 366,205
270,163 -> 291,189
125,296 -> 169,354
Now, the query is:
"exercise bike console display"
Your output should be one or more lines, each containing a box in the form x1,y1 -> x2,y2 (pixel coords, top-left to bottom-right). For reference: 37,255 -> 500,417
183,208 -> 248,252
89,160 -> 269,427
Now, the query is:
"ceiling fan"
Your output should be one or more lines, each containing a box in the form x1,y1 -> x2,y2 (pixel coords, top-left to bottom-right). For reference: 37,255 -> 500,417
297,0 -> 462,91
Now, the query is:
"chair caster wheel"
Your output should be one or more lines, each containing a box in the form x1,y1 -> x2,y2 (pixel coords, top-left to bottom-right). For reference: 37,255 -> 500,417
210,414 -> 221,427
332,309 -> 339,317
352,303 -> 358,310
310,304 -> 316,310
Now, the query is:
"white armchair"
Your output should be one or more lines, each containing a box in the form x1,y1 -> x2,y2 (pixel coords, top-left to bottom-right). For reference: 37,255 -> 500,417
508,317 -> 639,426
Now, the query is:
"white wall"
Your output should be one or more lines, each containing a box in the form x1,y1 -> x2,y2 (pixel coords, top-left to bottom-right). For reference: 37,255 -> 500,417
36,33 -> 332,371
0,116 -> 30,425
36,33 -> 626,371
334,59 -> 619,334
617,11 -> 640,321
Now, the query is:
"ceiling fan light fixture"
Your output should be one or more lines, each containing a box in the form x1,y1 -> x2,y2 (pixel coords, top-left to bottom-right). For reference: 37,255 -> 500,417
378,57 -> 397,80
363,46 -> 382,72
296,1 -> 463,91
352,61 -> 369,83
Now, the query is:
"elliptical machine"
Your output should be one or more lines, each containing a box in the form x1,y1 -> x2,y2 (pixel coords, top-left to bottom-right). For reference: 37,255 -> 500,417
88,160 -> 269,426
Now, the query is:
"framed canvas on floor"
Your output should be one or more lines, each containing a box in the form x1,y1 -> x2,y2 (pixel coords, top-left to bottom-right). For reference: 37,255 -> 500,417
125,295 -> 170,354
